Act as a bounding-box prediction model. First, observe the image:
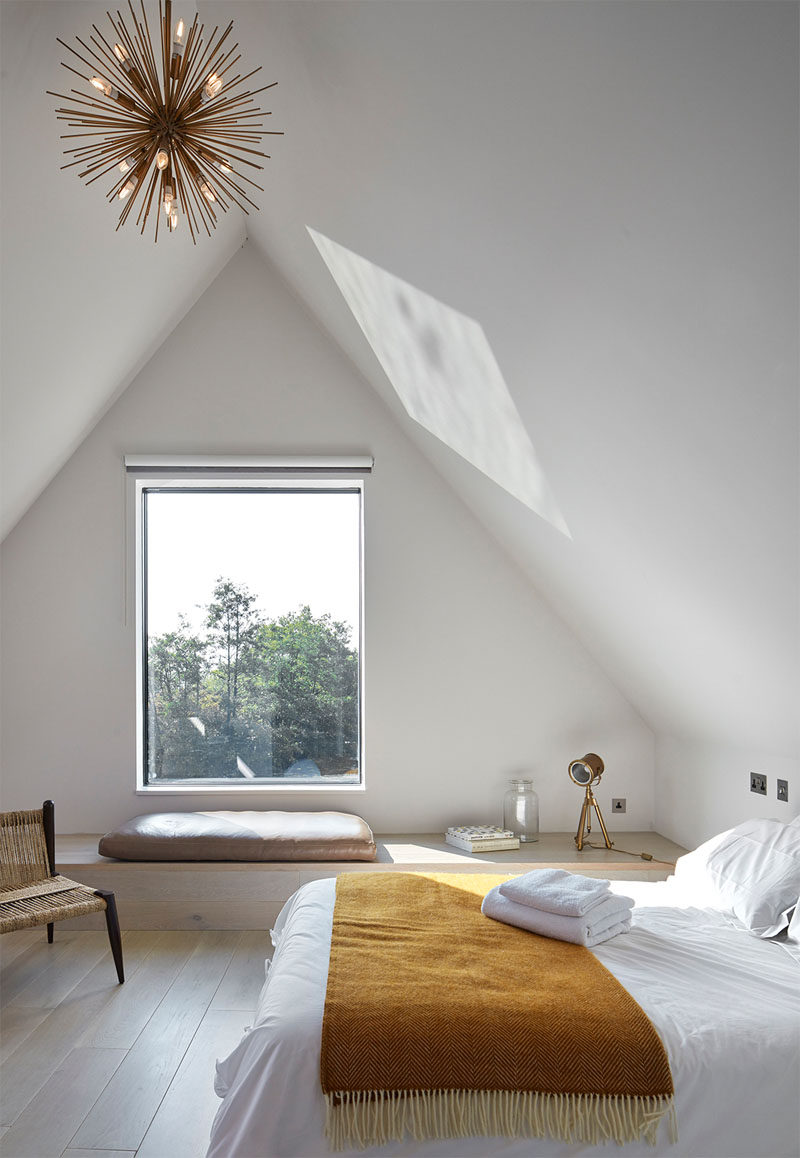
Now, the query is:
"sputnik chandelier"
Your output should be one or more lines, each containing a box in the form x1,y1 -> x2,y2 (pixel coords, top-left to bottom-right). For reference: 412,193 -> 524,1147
49,0 -> 280,242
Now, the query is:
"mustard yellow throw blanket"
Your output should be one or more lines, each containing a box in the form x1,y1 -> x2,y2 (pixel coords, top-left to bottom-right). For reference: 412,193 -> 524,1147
321,872 -> 675,1150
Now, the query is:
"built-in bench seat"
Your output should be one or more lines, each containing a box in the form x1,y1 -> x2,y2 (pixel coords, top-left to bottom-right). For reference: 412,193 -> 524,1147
55,830 -> 686,930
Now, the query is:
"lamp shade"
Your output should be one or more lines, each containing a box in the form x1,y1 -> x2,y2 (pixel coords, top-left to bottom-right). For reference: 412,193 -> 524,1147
568,753 -> 604,787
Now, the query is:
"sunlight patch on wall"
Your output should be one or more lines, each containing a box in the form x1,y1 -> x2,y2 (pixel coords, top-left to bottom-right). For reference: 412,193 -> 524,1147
308,227 -> 569,537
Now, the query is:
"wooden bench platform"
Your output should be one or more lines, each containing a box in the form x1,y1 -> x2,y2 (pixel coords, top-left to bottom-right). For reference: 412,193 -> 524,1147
55,831 -> 686,930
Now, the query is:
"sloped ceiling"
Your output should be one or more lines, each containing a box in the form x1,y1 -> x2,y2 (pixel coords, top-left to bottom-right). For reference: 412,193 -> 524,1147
2,1 -> 797,756
0,1 -> 244,541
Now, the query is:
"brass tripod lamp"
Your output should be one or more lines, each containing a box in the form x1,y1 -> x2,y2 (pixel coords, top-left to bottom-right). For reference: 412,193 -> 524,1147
568,753 -> 613,852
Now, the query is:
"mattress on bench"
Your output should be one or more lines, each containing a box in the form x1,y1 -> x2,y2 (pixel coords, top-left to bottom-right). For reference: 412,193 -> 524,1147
98,810 -> 377,862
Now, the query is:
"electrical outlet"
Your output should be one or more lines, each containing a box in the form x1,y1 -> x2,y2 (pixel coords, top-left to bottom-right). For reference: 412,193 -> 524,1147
750,773 -> 767,796
611,798 -> 626,814
777,779 -> 789,803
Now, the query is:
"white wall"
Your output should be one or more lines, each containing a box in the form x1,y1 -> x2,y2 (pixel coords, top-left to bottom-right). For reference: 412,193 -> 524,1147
246,0 -> 800,769
655,736 -> 799,850
0,245 -> 654,835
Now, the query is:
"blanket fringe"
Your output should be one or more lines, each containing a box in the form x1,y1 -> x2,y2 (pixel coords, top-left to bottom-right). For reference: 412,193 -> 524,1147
324,1089 -> 677,1152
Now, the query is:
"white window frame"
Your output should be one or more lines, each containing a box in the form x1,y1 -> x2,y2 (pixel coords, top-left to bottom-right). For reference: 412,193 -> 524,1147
129,457 -> 370,795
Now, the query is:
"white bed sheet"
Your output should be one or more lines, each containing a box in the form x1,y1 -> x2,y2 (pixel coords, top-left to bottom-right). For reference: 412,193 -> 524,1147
208,877 -> 800,1158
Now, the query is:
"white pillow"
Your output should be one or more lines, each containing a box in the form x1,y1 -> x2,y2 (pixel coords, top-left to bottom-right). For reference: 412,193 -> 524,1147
673,818 -> 800,937
785,896 -> 800,953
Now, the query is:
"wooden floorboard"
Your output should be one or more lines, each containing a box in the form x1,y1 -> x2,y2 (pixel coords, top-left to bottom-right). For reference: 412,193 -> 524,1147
76,932 -> 195,1050
0,930 -> 41,970
0,934 -> 83,1006
137,1007 -> 255,1158
0,933 -> 160,1127
0,1005 -> 50,1066
6,933 -> 109,1010
70,931 -> 240,1153
62,1151 -> 136,1157
210,929 -> 271,1011
0,1046 -> 126,1158
0,928 -> 272,1157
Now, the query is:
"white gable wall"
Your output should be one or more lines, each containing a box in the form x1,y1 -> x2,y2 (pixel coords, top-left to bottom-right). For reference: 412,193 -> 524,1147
0,245 -> 654,836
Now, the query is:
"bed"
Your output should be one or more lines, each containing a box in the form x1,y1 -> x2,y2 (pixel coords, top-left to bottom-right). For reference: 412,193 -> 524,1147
207,818 -> 800,1158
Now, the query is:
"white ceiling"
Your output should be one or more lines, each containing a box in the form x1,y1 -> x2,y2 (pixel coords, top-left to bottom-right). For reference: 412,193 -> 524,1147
2,1 -> 797,756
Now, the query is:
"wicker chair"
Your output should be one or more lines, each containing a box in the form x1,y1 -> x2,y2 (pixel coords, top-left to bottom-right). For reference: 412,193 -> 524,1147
0,801 -> 124,983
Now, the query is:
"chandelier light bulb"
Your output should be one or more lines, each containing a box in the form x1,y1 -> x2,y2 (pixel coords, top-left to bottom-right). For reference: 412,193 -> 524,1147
203,72 -> 223,100
173,19 -> 185,47
215,157 -> 233,174
118,175 -> 138,200
118,155 -> 136,174
155,149 -> 170,171
199,181 -> 216,203
114,43 -> 135,77
163,184 -> 175,214
90,76 -> 113,97
169,208 -> 179,231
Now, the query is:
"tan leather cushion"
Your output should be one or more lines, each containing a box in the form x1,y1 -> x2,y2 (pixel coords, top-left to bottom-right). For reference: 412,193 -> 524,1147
98,811 -> 377,862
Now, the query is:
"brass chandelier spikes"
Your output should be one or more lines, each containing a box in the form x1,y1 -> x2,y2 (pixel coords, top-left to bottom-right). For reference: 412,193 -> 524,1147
49,0 -> 281,243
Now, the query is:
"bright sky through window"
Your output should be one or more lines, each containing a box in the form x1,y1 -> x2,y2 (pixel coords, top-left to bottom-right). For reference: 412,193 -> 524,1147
146,490 -> 360,641
308,227 -> 569,537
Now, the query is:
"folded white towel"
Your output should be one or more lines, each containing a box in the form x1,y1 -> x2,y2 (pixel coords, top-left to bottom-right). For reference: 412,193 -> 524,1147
481,885 -> 633,947
499,868 -> 616,916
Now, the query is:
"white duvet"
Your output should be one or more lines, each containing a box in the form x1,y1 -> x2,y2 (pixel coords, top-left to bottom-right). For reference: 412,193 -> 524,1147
208,877 -> 800,1158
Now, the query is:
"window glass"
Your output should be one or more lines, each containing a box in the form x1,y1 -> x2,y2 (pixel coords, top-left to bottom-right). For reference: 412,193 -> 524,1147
140,485 -> 362,786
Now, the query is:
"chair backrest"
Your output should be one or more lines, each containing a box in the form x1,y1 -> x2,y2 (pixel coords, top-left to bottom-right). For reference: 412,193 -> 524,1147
0,805 -> 54,891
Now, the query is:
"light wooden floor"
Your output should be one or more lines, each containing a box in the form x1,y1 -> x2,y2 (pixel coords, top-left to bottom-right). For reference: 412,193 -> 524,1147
0,926 -> 270,1158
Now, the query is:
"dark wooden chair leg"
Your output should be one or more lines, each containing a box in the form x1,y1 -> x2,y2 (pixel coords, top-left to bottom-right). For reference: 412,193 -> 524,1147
43,800 -> 56,875
45,801 -> 56,946
95,889 -> 125,983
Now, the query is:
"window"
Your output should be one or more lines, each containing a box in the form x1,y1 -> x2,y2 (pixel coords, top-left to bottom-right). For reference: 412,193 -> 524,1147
131,464 -> 366,790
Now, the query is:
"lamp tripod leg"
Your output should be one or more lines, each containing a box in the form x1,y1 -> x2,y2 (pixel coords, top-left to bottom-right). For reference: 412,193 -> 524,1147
574,792 -> 590,850
591,795 -> 614,849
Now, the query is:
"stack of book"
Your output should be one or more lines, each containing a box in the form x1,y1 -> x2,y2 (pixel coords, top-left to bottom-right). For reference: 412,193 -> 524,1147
445,825 -> 520,853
